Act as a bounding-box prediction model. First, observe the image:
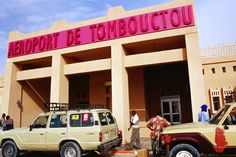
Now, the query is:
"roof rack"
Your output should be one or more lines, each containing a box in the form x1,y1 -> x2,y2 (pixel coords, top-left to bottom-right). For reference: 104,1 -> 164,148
45,103 -> 108,112
47,103 -> 69,112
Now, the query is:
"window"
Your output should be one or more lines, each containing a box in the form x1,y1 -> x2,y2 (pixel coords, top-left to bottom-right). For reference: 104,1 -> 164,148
32,116 -> 49,128
209,105 -> 229,124
106,112 -> 115,124
233,66 -> 236,72
82,113 -> 94,126
211,68 -> 215,74
161,96 -> 181,125
50,114 -> 67,128
225,95 -> 233,103
222,67 -> 226,73
70,113 -> 94,127
213,97 -> 220,110
229,107 -> 236,125
99,112 -> 108,126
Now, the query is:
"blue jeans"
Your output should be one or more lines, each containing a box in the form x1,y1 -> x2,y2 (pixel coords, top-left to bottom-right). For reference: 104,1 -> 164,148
151,139 -> 159,157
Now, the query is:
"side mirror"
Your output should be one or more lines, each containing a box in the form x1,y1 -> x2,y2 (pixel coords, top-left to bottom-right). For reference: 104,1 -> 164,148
29,125 -> 33,131
224,124 -> 229,130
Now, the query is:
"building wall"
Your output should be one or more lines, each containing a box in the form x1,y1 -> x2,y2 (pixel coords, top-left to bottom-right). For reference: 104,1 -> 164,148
201,43 -> 236,114
89,71 -> 110,106
128,68 -> 146,121
3,0 -> 205,141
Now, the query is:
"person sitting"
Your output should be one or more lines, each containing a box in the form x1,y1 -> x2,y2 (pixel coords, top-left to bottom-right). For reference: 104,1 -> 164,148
3,115 -> 14,131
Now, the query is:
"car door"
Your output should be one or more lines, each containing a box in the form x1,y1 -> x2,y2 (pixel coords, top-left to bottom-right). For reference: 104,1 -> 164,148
69,112 -> 98,149
46,114 -> 68,150
25,115 -> 49,150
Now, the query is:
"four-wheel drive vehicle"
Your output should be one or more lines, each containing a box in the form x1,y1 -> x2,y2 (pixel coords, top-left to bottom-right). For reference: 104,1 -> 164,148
160,102 -> 236,157
0,105 -> 122,157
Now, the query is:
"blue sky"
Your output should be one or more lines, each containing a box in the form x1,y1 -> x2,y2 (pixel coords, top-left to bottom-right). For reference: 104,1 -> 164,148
0,0 -> 236,75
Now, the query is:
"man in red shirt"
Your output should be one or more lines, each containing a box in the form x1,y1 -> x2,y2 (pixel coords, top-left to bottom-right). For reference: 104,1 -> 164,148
146,115 -> 171,157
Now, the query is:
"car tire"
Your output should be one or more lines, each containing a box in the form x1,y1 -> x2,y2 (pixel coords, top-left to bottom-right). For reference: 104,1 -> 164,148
2,140 -> 18,157
169,143 -> 200,157
60,141 -> 82,157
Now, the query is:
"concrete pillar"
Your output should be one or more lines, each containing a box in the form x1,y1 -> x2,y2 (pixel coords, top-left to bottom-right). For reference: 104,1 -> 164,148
111,44 -> 130,143
50,54 -> 69,103
3,62 -> 22,127
185,32 -> 206,122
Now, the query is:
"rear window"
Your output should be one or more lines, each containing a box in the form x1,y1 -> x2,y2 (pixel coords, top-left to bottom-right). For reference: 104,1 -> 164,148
106,112 -> 115,124
98,112 -> 115,126
70,113 -> 94,127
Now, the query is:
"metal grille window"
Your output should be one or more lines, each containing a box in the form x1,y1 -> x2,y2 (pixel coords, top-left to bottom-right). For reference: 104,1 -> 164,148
213,97 -> 220,111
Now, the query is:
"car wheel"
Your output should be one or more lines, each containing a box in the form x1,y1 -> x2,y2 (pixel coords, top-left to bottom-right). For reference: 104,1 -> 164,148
169,144 -> 200,157
2,141 -> 18,157
60,142 -> 82,157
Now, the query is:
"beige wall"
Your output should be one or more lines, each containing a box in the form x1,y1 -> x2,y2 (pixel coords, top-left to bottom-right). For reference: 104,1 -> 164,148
3,0 -> 205,141
202,44 -> 236,113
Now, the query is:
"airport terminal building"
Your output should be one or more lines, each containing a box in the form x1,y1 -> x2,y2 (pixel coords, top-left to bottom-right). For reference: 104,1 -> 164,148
2,0 -> 205,140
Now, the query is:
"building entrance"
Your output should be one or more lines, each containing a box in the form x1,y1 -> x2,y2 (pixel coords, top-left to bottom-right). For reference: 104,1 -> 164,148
144,62 -> 193,123
160,96 -> 181,125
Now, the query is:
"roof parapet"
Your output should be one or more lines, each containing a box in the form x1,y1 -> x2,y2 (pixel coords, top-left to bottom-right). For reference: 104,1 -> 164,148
107,6 -> 125,18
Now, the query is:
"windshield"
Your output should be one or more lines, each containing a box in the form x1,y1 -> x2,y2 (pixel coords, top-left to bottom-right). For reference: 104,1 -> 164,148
209,105 -> 230,124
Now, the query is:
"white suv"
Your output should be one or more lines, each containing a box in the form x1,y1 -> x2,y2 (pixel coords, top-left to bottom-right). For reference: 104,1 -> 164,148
0,104 -> 122,157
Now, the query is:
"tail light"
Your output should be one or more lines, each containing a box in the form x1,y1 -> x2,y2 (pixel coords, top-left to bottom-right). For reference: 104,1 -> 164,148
99,132 -> 102,142
117,129 -> 122,138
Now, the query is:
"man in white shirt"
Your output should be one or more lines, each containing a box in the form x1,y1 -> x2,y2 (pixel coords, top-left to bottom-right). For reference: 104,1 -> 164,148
128,110 -> 141,149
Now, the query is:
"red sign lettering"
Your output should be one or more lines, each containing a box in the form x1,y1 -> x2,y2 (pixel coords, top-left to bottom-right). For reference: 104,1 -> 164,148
8,5 -> 194,58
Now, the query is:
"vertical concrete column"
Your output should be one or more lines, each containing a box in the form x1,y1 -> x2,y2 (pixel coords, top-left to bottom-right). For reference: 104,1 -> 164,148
50,54 -> 69,103
111,44 -> 130,143
3,62 -> 22,127
186,33 -> 206,122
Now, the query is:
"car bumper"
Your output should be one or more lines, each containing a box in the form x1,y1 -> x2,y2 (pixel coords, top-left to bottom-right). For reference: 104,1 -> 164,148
98,137 -> 122,151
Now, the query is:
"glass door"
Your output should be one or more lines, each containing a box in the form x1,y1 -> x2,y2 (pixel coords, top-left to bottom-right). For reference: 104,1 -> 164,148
160,96 -> 181,124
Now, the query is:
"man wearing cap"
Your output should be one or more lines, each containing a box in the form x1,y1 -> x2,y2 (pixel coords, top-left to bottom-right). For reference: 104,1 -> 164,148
198,104 -> 210,122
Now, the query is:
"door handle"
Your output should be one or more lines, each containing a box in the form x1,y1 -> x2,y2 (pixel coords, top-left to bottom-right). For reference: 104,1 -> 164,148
86,133 -> 95,135
40,133 -> 44,135
61,133 -> 66,135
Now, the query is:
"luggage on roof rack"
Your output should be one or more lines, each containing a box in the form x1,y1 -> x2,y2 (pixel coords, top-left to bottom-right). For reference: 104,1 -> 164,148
45,103 -> 107,111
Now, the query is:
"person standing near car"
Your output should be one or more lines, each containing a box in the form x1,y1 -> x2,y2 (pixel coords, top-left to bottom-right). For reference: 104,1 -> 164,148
0,113 -> 6,130
198,104 -> 210,122
128,110 -> 142,149
146,114 -> 171,157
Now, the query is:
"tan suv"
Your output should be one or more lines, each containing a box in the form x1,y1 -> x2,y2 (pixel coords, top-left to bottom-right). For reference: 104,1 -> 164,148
160,102 -> 236,157
0,104 -> 122,157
